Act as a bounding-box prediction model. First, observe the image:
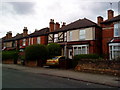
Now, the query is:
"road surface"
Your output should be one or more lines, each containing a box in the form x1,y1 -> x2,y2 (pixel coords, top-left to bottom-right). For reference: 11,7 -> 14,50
2,67 -> 114,88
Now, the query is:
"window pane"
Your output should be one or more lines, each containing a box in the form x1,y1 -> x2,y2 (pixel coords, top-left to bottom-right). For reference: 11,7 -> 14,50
69,32 -> 72,41
37,37 -> 40,44
79,30 -> 85,40
114,22 -> 120,37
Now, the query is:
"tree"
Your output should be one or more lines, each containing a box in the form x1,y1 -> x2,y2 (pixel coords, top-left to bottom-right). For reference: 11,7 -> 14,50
47,43 -> 61,58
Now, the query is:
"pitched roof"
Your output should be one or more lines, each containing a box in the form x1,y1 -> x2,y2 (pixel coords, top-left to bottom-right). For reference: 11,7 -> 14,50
49,18 -> 100,33
3,27 -> 49,42
28,27 -> 49,37
101,15 -> 120,24
3,33 -> 23,42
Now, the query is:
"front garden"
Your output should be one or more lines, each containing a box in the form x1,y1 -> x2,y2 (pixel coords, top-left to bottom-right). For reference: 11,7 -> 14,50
2,44 -> 120,76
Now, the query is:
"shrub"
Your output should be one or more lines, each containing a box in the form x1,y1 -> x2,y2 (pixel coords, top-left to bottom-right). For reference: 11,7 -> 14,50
47,43 -> 61,58
25,44 -> 48,61
73,54 -> 100,61
2,51 -> 19,61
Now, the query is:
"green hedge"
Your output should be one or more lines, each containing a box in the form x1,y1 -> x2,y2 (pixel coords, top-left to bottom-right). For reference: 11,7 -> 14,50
73,54 -> 101,61
25,44 -> 48,61
2,51 -> 19,61
47,43 -> 61,58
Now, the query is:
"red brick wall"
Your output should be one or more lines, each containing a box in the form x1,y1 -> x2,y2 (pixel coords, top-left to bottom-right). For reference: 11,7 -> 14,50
89,27 -> 102,55
101,23 -> 114,58
19,39 -> 23,47
41,36 -> 48,45
26,38 -> 29,46
33,37 -> 37,44
95,27 -> 102,55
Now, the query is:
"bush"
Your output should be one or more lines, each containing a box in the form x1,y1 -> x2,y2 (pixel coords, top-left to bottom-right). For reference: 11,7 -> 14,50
47,43 -> 61,58
25,44 -> 48,61
2,51 -> 19,61
73,54 -> 100,61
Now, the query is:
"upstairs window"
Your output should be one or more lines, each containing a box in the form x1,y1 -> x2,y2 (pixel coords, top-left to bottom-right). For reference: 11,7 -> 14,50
54,34 -> 58,42
114,22 -> 120,37
23,39 -> 26,46
79,30 -> 86,40
69,31 -> 72,41
64,32 -> 67,41
29,38 -> 31,45
37,37 -> 41,44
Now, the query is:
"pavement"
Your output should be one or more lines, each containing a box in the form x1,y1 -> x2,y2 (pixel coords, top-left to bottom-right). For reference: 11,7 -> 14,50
2,64 -> 120,88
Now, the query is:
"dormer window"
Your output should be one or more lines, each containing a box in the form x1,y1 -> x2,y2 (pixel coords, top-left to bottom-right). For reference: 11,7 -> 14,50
114,22 -> 120,37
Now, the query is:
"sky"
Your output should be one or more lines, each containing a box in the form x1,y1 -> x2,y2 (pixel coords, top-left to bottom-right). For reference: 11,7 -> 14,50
0,0 -> 120,38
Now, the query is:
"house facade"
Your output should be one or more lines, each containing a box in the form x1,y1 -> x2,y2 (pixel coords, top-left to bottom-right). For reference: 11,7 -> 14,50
2,9 -> 119,60
2,27 -> 49,51
98,9 -> 120,60
48,19 -> 102,59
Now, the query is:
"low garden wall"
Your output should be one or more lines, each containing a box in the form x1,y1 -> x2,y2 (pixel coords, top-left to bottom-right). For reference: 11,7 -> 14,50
2,59 -> 14,64
75,59 -> 120,76
25,60 -> 37,67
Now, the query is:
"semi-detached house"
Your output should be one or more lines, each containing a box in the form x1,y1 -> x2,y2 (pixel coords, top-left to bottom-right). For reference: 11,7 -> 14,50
2,27 -> 49,51
97,9 -> 120,60
48,18 -> 102,59
2,9 -> 120,60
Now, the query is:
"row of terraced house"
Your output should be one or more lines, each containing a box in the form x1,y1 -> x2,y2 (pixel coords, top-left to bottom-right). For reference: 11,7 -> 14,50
2,9 -> 120,60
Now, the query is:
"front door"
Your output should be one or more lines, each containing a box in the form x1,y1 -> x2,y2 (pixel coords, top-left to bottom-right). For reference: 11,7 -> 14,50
68,49 -> 73,59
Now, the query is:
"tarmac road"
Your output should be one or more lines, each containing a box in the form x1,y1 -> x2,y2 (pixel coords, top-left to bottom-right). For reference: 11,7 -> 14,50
2,67 -> 114,88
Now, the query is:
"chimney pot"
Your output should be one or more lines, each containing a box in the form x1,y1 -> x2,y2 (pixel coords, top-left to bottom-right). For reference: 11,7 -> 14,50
55,22 -> 60,30
97,16 -> 103,26
108,9 -> 114,20
62,22 -> 66,27
6,31 -> 12,39
49,19 -> 55,32
23,27 -> 28,37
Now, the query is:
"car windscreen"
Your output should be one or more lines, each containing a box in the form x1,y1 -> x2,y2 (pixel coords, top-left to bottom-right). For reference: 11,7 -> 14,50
52,57 -> 59,60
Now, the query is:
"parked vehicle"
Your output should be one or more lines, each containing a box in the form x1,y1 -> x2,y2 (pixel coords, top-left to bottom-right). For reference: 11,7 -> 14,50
46,56 -> 65,66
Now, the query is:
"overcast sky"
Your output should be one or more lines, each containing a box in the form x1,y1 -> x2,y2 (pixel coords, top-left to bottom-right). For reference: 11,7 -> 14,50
0,0 -> 119,38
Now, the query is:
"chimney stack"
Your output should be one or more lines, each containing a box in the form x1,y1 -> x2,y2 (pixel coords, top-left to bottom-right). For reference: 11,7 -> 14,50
108,10 -> 114,20
97,16 -> 103,26
62,22 -> 66,27
49,19 -> 55,32
23,27 -> 28,37
55,22 -> 60,30
6,31 -> 12,39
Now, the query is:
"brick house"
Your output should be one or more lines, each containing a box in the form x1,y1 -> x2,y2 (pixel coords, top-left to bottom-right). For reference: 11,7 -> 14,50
26,27 -> 49,46
2,27 -> 28,51
2,27 -> 49,51
98,9 -> 120,60
48,18 -> 102,59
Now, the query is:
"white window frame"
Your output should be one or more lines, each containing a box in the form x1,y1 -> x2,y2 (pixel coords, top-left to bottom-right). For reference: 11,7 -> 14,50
54,34 -> 58,42
73,45 -> 89,56
64,32 -> 67,41
37,37 -> 41,44
69,31 -> 72,41
22,39 -> 26,46
79,30 -> 86,40
114,22 -> 120,37
29,38 -> 31,45
109,43 -> 120,60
